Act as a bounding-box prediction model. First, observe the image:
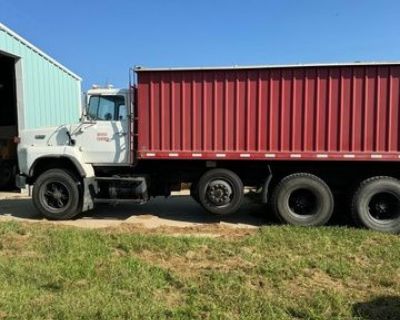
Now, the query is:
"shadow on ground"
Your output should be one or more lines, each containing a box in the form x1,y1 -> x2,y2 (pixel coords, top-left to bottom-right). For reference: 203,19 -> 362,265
353,296 -> 400,320
0,191 -> 355,228
0,194 -> 273,227
83,196 -> 272,227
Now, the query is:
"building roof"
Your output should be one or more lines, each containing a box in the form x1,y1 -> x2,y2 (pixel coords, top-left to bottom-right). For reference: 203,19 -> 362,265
0,22 -> 81,81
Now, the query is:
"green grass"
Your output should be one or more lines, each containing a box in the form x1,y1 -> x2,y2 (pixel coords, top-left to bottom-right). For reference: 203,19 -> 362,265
0,222 -> 399,319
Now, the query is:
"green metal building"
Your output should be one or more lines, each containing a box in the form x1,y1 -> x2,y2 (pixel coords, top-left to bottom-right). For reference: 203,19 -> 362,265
0,22 -> 82,187
0,22 -> 82,130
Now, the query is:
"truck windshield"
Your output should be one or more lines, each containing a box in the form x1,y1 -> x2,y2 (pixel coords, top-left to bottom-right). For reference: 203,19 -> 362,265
88,95 -> 126,121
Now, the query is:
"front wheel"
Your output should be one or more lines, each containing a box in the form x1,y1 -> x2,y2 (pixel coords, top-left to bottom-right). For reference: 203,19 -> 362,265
352,176 -> 400,233
197,169 -> 243,215
32,169 -> 81,220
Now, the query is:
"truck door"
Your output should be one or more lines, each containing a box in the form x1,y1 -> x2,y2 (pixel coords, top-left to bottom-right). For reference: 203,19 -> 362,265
76,94 -> 129,165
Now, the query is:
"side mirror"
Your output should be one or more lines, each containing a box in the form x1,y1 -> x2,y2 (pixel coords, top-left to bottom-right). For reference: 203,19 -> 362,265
80,93 -> 88,121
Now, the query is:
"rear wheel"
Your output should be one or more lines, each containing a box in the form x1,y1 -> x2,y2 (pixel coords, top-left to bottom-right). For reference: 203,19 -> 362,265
32,169 -> 81,220
271,173 -> 334,226
197,169 -> 243,215
352,176 -> 400,233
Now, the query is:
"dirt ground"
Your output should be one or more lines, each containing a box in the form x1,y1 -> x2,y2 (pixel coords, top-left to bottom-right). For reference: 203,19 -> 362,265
0,191 -> 268,233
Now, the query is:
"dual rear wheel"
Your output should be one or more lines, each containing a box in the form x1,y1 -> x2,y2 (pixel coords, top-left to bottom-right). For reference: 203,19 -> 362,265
271,173 -> 334,227
351,176 -> 400,234
271,173 -> 400,233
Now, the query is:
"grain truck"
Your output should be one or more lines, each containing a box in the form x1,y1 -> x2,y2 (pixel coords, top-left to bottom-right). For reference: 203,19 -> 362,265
16,63 -> 400,233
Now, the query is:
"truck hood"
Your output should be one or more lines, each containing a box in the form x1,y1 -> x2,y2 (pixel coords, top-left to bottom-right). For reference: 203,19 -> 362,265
19,124 -> 81,148
17,123 -> 86,176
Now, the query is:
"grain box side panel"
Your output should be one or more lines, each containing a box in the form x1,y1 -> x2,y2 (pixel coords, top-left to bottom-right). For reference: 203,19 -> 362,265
137,64 -> 400,161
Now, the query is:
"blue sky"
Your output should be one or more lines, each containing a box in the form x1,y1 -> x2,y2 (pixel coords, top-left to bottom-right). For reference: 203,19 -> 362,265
1,0 -> 399,89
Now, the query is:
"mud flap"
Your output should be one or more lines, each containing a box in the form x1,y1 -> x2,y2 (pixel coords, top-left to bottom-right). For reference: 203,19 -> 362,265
261,166 -> 273,204
82,176 -> 98,212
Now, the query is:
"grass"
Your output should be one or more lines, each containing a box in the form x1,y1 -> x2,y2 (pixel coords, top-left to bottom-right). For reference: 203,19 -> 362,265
0,221 -> 399,319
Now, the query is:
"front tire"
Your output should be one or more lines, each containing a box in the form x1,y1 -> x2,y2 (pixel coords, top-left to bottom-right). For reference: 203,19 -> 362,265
352,176 -> 400,233
197,169 -> 243,215
271,173 -> 334,226
33,169 -> 81,220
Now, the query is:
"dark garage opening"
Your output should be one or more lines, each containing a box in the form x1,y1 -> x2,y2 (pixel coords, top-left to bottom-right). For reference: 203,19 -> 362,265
0,53 -> 17,128
0,52 -> 18,188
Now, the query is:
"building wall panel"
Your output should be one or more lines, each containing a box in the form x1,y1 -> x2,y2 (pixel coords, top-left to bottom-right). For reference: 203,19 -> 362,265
0,24 -> 81,130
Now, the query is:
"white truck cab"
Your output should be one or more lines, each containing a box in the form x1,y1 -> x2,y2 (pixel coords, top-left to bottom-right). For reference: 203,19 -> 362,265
77,86 -> 131,165
16,86 -> 141,219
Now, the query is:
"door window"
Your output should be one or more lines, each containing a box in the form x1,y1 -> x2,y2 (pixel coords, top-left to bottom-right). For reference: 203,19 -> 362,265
88,95 -> 126,121
118,104 -> 128,121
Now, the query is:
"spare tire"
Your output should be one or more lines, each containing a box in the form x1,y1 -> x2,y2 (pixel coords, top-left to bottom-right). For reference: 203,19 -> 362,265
271,173 -> 334,226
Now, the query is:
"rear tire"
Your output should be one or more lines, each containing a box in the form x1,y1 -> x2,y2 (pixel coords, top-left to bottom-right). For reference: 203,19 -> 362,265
33,169 -> 81,220
271,173 -> 334,226
197,169 -> 243,215
352,176 -> 400,234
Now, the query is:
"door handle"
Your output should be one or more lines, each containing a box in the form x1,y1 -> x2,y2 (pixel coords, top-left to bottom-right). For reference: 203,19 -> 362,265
115,132 -> 127,137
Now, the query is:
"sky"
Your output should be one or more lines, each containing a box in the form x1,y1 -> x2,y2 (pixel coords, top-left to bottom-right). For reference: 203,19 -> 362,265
1,0 -> 399,90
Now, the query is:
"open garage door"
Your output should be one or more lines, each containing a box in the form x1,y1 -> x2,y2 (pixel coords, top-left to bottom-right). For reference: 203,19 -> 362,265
0,52 -> 18,188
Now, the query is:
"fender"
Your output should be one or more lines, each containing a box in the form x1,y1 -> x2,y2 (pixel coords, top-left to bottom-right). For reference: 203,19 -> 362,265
19,145 -> 95,178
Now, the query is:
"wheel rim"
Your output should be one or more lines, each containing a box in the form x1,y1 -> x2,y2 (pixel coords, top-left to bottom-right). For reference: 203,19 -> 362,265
41,181 -> 71,211
205,179 -> 233,207
288,188 -> 318,216
368,192 -> 400,221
